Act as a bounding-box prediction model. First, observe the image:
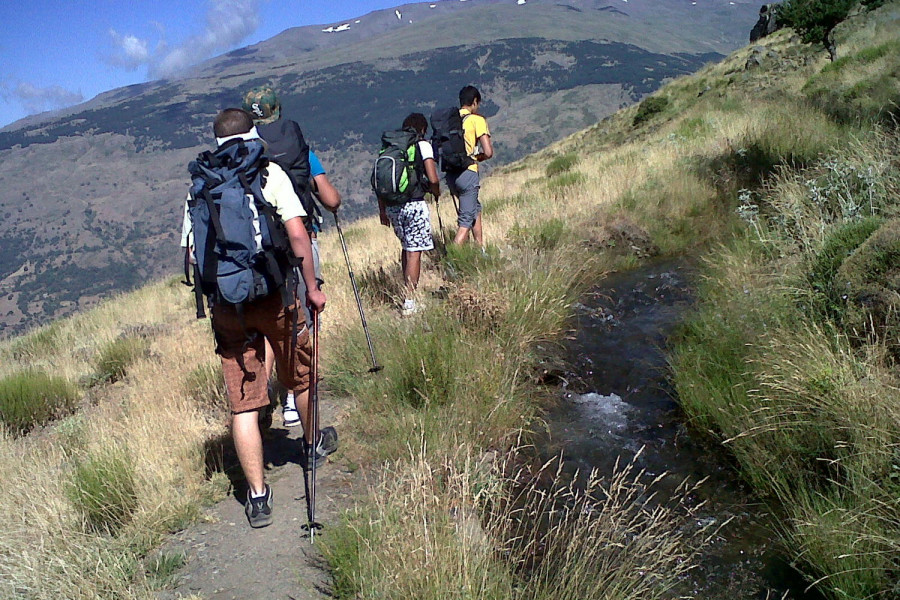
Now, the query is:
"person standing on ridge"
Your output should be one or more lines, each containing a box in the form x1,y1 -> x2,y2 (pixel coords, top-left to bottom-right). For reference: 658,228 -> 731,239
241,85 -> 341,428
377,112 -> 441,316
448,85 -> 493,247
182,108 -> 334,528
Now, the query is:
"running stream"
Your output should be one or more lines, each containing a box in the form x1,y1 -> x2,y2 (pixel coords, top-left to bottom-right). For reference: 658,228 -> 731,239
538,259 -> 824,599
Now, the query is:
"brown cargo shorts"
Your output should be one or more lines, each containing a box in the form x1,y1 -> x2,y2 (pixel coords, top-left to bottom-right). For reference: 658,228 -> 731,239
211,294 -> 311,414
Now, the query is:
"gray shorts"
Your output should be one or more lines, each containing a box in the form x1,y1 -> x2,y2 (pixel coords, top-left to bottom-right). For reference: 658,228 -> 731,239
385,200 -> 435,252
447,169 -> 481,228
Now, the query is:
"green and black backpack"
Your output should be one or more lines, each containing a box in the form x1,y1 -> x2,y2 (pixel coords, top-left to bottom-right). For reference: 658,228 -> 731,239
371,129 -> 424,205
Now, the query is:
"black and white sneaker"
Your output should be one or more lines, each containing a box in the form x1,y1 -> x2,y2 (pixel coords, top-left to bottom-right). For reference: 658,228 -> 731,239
245,484 -> 273,528
302,427 -> 338,471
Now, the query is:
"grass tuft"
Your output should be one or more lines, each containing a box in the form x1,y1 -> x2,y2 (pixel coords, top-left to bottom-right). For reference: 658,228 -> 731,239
94,335 -> 150,384
0,370 -> 79,435
67,443 -> 139,535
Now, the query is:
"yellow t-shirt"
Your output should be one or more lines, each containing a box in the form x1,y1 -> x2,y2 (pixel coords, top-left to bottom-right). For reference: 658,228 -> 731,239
460,108 -> 490,173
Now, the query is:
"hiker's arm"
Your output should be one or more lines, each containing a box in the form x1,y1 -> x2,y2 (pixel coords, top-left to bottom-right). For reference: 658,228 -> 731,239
475,134 -> 493,161
311,173 -> 341,213
377,196 -> 390,227
285,217 -> 326,311
424,158 -> 441,198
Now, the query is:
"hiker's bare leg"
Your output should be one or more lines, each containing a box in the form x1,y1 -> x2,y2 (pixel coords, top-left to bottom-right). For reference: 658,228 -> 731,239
232,410 -> 265,495
404,250 -> 422,291
453,225 -> 472,245
472,213 -> 484,248
294,387 -> 314,445
400,249 -> 407,278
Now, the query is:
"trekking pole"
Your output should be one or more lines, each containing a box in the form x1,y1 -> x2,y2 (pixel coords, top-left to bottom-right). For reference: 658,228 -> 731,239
433,194 -> 446,246
451,192 -> 460,215
302,308 -> 323,541
333,212 -> 383,373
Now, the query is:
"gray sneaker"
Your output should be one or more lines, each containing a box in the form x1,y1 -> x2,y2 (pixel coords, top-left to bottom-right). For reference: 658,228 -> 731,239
302,427 -> 338,471
245,484 -> 273,528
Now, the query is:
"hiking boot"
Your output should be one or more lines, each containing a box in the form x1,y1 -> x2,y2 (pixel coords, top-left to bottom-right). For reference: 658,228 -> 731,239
282,391 -> 301,428
401,298 -> 421,317
244,484 -> 273,528
302,426 -> 338,471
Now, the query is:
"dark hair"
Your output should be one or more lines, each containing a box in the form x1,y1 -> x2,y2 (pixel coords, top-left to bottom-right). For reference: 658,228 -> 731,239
213,108 -> 254,138
459,85 -> 481,107
402,112 -> 428,135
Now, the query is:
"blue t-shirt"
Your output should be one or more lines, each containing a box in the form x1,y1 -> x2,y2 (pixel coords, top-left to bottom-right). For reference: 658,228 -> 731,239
309,150 -> 326,177
308,150 -> 327,232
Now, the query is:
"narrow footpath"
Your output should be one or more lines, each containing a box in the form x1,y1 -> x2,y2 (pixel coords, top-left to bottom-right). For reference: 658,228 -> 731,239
156,396 -> 358,600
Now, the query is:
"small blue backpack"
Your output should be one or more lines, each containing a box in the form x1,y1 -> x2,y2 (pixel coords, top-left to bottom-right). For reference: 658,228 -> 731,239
186,138 -> 297,318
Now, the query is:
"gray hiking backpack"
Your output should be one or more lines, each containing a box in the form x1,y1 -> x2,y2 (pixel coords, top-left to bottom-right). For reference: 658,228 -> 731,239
186,138 -> 298,318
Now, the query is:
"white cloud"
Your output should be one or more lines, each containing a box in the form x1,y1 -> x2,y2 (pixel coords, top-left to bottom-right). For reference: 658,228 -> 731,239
107,0 -> 262,79
109,30 -> 151,70
0,80 -> 83,115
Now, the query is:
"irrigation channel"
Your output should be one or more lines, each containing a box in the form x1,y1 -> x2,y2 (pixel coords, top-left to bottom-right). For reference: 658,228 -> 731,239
537,258 -> 824,599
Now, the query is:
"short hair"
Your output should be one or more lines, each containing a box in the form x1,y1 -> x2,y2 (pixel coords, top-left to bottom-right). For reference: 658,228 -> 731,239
402,112 -> 428,135
459,85 -> 481,107
213,108 -> 254,138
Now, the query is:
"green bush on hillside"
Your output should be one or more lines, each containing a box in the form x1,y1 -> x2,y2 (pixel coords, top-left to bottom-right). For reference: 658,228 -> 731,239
779,0 -> 856,60
805,216 -> 883,324
545,153 -> 578,177
0,370 -> 79,435
632,95 -> 669,127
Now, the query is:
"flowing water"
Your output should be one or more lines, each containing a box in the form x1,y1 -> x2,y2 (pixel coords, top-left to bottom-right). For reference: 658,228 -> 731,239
539,258 -> 824,599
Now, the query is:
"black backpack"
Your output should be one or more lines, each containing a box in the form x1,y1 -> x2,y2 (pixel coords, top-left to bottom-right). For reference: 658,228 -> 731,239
186,139 -> 298,319
430,107 -> 473,174
371,129 -> 423,205
256,119 -> 322,232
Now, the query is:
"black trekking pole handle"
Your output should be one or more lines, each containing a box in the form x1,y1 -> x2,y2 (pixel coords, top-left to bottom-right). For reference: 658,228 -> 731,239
333,212 -> 383,373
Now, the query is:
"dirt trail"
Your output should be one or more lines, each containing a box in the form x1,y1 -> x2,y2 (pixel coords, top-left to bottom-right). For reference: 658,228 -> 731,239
157,396 -> 360,600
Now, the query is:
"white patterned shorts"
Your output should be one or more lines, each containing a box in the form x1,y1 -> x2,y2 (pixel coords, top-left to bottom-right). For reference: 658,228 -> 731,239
385,199 -> 435,252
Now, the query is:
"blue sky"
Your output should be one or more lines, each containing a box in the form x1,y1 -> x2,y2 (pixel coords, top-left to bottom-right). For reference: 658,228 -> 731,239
0,0 -> 408,129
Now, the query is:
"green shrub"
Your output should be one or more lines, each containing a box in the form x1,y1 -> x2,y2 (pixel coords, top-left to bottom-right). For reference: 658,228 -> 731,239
545,153 -> 578,177
805,217 -> 883,323
632,95 -> 670,127
68,445 -> 139,534
0,370 -> 79,435
94,336 -> 150,384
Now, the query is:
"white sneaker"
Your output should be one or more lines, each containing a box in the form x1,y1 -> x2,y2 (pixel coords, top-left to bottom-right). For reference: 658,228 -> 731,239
282,392 -> 301,427
401,299 -> 420,317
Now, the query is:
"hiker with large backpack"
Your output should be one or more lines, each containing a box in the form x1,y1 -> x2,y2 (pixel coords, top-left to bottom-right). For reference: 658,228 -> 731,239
242,85 -> 342,428
431,85 -> 493,247
373,112 -> 441,316
181,108 -> 328,529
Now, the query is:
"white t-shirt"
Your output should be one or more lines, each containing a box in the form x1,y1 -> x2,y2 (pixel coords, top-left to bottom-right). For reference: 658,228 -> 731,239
417,139 -> 434,161
181,161 -> 305,248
